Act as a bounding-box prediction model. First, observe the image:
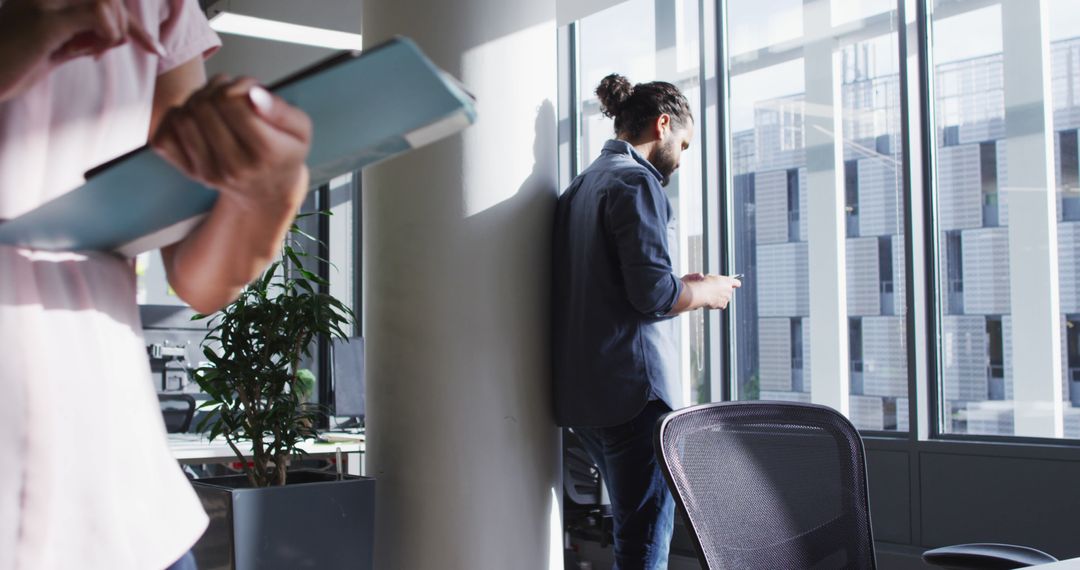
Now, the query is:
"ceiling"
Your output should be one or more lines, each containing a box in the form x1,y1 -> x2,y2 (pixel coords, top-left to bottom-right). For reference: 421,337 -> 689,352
200,0 -> 362,83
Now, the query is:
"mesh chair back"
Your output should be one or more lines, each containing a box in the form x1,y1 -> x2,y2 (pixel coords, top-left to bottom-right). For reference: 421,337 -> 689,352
655,401 -> 876,570
563,429 -> 602,507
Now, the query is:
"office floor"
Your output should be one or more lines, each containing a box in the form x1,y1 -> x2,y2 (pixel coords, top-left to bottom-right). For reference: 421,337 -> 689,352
568,538 -> 934,569
568,539 -> 702,570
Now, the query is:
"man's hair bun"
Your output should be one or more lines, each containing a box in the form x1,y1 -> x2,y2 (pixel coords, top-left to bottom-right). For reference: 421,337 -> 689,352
596,74 -> 633,119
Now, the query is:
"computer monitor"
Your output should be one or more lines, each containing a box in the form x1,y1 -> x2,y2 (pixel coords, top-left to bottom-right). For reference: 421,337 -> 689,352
331,336 -> 365,423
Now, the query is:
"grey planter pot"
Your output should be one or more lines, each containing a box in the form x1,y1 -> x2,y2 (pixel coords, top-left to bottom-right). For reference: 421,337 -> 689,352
190,470 -> 375,570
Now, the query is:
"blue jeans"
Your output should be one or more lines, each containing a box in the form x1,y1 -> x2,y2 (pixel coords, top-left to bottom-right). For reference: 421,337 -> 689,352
164,551 -> 197,570
575,400 -> 675,570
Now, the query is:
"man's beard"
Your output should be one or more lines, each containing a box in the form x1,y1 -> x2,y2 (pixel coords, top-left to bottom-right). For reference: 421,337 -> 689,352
649,142 -> 679,187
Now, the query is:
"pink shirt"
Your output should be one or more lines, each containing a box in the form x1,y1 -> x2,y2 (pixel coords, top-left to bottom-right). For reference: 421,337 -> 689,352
0,1 -> 220,568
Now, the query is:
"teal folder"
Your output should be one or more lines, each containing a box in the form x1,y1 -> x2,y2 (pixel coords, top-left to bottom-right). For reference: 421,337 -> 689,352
0,37 -> 476,256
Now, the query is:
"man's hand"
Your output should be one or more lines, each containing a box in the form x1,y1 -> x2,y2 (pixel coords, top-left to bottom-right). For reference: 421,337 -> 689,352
688,273 -> 741,310
670,272 -> 742,314
0,0 -> 164,102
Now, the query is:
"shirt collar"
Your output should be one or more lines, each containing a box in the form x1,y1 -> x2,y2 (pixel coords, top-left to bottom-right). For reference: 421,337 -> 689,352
601,139 -> 663,183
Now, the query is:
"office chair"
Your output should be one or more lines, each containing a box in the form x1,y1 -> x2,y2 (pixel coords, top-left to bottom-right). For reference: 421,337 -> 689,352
654,401 -> 1058,570
563,428 -> 613,547
158,393 -> 196,433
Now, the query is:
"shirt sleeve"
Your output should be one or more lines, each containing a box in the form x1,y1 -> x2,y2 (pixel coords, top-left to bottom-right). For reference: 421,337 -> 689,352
157,0 -> 222,76
605,172 -> 684,317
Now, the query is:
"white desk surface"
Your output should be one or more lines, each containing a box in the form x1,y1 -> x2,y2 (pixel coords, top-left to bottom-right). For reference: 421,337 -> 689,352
168,432 -> 363,464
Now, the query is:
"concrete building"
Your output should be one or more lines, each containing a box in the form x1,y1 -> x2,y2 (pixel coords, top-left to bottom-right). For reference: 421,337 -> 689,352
732,37 -> 1080,434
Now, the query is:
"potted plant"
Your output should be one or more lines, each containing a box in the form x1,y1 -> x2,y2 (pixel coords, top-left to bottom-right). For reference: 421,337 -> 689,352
188,214 -> 374,570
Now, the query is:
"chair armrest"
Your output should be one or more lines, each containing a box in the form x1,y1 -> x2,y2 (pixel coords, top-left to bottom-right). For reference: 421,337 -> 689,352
923,543 -> 1058,569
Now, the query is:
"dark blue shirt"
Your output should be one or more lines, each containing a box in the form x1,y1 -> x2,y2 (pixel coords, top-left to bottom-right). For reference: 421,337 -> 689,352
552,140 -> 682,428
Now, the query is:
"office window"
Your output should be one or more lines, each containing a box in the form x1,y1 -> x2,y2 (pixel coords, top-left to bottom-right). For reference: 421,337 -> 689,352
287,173 -> 360,418
787,168 -> 802,242
136,253 -> 186,307
942,125 -> 961,147
979,142 -> 999,227
986,317 -> 1005,401
791,318 -> 805,393
560,0 -> 1080,442
845,160 -> 860,238
1068,317 -> 1080,406
328,172 -> 361,332
577,0 -> 708,405
734,172 -> 759,399
1061,131 -> 1080,220
879,235 -> 894,316
945,231 -> 964,315
932,0 -> 1080,438
726,0 -> 908,431
850,317 -> 864,395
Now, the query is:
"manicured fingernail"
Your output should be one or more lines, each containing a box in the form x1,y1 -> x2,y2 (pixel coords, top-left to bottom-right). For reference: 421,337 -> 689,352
248,85 -> 273,113
128,19 -> 167,58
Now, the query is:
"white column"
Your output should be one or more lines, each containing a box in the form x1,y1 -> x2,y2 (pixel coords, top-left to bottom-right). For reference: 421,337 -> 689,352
804,0 -> 850,414
1002,0 -> 1064,437
361,1 -> 562,568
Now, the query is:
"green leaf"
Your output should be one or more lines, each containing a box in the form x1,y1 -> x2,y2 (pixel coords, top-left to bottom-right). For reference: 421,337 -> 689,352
291,227 -> 318,243
259,261 -> 281,291
299,269 -> 328,286
295,368 -> 316,399
188,207 -> 358,487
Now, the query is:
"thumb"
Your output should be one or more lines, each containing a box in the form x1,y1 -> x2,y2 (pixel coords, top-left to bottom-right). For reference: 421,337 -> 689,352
247,84 -> 311,141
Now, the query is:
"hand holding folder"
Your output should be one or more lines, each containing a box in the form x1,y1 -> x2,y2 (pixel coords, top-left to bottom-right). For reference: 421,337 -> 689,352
152,76 -> 313,217
0,37 -> 477,255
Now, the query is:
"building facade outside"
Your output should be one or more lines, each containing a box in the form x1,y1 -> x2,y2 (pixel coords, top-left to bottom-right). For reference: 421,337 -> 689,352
732,36 -> 1080,437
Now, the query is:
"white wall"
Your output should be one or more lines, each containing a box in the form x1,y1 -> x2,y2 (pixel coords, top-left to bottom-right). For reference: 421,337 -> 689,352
361,0 -> 562,568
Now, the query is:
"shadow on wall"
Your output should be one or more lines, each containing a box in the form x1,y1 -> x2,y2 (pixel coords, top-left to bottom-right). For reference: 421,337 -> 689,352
454,96 -> 561,570
461,95 -> 559,465
362,99 -> 561,570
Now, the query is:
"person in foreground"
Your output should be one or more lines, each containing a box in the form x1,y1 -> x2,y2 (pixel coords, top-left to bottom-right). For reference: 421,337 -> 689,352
552,73 -> 741,570
0,0 -> 312,568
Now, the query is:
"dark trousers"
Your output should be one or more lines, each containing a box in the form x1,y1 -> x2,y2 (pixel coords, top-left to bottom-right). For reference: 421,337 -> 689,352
575,400 -> 675,570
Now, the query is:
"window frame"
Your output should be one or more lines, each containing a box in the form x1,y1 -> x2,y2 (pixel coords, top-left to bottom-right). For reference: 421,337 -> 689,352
559,0 -> 1080,447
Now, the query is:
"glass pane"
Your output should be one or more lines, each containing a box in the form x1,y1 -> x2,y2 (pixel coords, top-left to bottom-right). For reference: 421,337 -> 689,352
1049,0 -> 1080,436
933,0 -> 1080,438
728,0 -> 802,55
328,172 -> 358,333
727,0 -> 909,431
831,0 -> 896,27
136,251 -> 187,306
578,0 -> 708,404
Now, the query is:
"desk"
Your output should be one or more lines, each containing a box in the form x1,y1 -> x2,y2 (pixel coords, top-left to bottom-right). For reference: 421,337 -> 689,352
167,433 -> 365,475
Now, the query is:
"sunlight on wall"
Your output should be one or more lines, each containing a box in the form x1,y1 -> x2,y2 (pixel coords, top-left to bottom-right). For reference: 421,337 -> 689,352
461,22 -> 558,217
